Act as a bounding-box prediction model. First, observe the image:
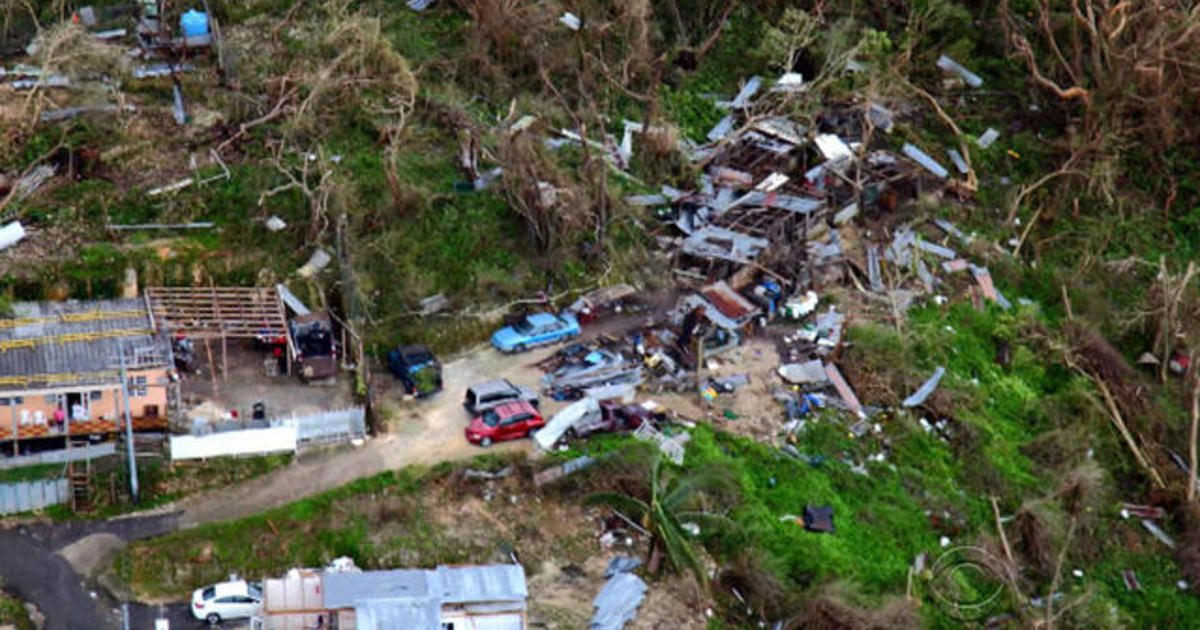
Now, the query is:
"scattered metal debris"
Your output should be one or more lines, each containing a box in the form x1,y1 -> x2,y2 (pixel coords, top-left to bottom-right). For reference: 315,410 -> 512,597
297,249 -> 332,278
824,363 -> 863,418
534,455 -> 596,487
133,62 -> 194,79
902,143 -> 949,179
903,366 -> 946,407
0,221 -> 26,252
604,557 -> 643,578
1141,519 -> 1175,548
560,12 -> 582,30
463,466 -> 514,480
717,76 -> 762,109
41,104 -> 135,122
947,148 -> 968,174
590,571 -> 647,630
107,222 -> 215,230
1122,570 -> 1142,592
977,128 -> 1000,149
11,165 -> 56,202
936,54 -> 983,87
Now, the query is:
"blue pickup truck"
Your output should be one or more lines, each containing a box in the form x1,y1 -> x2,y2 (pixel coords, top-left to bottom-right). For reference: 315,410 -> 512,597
388,344 -> 443,397
491,312 -> 580,353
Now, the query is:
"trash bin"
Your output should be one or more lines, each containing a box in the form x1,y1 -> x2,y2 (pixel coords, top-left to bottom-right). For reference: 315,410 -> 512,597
252,401 -> 266,421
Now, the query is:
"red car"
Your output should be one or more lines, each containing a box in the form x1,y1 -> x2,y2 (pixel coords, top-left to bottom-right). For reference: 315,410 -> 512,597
465,401 -> 545,447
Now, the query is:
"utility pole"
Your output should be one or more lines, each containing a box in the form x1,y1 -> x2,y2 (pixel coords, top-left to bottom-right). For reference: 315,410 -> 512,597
118,346 -> 140,505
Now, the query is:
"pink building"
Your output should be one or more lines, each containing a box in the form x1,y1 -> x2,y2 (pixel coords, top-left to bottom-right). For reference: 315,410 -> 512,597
0,298 -> 175,453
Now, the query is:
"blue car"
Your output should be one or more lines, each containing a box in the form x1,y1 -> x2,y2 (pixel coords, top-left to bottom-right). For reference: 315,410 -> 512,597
492,312 -> 581,353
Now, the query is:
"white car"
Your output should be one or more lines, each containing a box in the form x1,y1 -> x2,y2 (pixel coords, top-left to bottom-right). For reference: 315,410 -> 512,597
191,579 -> 262,625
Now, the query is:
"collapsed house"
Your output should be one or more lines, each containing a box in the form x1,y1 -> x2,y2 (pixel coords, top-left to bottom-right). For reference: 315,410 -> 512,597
0,298 -> 175,453
253,563 -> 528,630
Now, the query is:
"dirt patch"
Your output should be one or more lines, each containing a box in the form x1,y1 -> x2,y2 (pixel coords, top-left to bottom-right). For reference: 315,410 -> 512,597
58,533 -> 125,578
528,554 -> 709,630
651,339 -> 786,443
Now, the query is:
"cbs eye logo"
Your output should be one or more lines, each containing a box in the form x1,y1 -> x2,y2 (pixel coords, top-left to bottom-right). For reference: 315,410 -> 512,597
925,546 -> 1008,621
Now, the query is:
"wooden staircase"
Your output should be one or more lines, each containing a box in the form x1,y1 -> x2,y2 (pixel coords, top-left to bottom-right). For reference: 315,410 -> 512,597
68,440 -> 92,512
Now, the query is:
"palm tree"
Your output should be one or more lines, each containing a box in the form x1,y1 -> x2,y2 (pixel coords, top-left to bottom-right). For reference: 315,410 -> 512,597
585,447 -> 739,585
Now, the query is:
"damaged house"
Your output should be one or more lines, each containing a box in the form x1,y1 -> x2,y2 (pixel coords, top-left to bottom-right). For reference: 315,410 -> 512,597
253,563 -> 528,630
0,299 -> 175,453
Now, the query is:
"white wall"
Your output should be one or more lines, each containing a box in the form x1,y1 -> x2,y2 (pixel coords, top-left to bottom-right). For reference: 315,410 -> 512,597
170,426 -> 297,461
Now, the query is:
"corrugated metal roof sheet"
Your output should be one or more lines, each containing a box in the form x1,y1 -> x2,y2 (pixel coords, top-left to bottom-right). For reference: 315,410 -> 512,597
432,564 -> 528,604
323,564 -> 527,630
354,598 -> 440,630
0,299 -> 169,390
323,569 -> 428,609
590,572 -> 646,630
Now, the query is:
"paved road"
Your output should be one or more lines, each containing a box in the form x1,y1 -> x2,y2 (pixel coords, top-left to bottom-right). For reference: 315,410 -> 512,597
0,514 -> 179,630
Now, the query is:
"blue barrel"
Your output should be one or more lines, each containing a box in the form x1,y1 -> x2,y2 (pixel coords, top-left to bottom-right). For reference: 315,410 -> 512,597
180,9 -> 209,37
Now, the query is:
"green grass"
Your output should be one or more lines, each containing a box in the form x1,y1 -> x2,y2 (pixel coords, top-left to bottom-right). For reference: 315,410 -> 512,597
0,463 -> 63,483
0,591 -> 32,630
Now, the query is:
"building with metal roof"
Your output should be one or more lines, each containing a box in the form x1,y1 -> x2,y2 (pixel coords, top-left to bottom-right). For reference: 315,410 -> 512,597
0,299 -> 174,449
255,564 -> 528,630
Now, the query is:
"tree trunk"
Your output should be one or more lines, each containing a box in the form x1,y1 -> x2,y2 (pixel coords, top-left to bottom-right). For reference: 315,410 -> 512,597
647,538 -> 664,574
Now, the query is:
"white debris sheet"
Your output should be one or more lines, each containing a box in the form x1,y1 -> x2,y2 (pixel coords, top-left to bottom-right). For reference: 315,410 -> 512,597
903,366 -> 946,407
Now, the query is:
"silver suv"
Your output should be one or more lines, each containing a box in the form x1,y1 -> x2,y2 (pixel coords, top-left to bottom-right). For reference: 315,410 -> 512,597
463,380 -> 539,416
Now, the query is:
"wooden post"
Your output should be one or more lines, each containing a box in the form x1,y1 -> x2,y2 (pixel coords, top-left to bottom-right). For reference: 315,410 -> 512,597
221,332 -> 228,380
204,337 -> 218,393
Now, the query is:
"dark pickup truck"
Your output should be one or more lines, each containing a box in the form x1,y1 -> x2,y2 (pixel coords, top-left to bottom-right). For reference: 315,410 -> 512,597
388,344 -> 443,397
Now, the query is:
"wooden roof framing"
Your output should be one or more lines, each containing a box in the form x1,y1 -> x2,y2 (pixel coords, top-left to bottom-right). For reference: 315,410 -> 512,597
145,286 -> 288,339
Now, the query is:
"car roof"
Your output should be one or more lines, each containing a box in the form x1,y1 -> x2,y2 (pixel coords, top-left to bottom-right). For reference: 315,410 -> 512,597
400,344 -> 432,356
487,400 -> 537,417
526,312 -> 561,326
470,380 -> 518,396
209,580 -> 249,597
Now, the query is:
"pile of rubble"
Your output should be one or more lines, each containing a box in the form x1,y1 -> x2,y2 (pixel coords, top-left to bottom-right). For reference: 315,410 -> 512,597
528,58 -> 1036,470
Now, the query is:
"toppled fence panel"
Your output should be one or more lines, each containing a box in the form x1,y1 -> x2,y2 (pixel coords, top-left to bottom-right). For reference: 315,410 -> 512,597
275,407 -> 366,446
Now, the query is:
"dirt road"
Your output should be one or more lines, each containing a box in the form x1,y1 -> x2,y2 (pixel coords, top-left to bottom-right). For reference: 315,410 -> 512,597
172,342 -> 559,527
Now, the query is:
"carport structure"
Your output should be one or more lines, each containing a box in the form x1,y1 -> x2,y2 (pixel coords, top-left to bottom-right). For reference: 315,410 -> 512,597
144,286 -> 292,384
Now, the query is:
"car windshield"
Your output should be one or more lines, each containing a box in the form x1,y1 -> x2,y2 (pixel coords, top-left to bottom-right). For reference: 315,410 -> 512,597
482,411 -> 500,427
513,317 -> 536,334
405,350 -> 433,365
202,587 -> 216,600
248,584 -> 262,598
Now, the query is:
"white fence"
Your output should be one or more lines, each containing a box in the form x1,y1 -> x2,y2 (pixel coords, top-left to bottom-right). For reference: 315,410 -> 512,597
275,407 -> 366,446
0,442 -> 117,470
0,478 -> 69,515
170,407 -> 366,461
169,426 -> 297,461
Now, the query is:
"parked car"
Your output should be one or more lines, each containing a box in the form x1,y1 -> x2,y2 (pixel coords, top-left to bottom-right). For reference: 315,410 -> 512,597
465,400 -> 545,447
191,579 -> 262,625
491,312 -> 580,353
463,380 -> 539,416
388,344 -> 443,397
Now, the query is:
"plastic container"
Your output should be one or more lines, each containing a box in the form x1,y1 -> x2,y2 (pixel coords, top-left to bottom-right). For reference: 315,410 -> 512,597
180,9 -> 209,37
